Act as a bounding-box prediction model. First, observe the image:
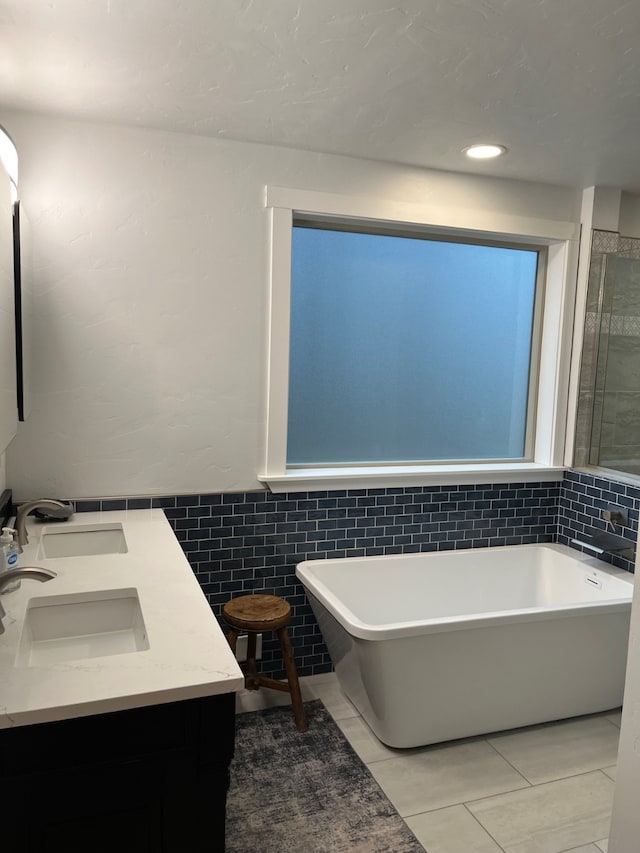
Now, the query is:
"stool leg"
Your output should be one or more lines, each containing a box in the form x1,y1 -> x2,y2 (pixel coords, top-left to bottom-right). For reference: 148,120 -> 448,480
245,632 -> 260,691
277,627 -> 308,732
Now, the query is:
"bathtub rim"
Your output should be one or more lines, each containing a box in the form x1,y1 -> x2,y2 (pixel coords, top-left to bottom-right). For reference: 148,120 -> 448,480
296,542 -> 634,641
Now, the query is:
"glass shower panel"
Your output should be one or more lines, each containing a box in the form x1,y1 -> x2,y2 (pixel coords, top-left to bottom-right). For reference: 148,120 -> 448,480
590,251 -> 640,475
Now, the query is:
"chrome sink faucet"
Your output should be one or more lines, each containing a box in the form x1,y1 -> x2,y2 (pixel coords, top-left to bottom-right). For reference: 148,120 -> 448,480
0,567 -> 57,635
15,500 -> 71,550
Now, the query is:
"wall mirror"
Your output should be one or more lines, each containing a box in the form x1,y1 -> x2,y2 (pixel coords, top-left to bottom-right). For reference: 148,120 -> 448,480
14,200 -> 32,422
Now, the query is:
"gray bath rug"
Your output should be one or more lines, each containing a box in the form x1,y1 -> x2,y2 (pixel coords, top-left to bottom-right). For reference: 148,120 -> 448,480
225,699 -> 422,853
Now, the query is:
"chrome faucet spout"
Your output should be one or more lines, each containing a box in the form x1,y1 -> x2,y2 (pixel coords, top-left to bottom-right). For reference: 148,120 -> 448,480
15,500 -> 72,549
0,566 -> 57,634
0,566 -> 56,593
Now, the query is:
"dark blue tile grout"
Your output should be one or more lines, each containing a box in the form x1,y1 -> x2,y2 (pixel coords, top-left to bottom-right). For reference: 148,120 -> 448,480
67,470 -> 636,679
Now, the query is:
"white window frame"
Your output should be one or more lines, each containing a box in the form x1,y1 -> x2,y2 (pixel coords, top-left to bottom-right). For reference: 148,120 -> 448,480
259,185 -> 580,493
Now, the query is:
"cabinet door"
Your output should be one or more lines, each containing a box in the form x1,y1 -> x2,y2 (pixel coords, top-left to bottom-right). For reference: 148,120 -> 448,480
0,162 -> 17,452
13,758 -> 165,853
1,694 -> 235,853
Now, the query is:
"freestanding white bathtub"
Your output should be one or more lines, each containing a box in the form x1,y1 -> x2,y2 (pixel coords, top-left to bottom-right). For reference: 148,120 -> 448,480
296,543 -> 634,747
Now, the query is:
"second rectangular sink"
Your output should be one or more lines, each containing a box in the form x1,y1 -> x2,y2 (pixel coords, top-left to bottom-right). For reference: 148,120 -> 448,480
15,588 -> 149,667
38,523 -> 128,559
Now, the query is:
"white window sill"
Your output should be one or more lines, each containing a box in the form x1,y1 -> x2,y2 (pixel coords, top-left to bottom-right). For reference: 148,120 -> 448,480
258,463 -> 567,493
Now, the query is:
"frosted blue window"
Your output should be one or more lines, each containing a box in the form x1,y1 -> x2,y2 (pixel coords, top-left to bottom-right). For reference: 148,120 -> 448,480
287,226 -> 539,466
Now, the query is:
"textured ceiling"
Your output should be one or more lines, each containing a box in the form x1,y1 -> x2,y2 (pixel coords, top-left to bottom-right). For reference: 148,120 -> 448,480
2,0 -> 640,189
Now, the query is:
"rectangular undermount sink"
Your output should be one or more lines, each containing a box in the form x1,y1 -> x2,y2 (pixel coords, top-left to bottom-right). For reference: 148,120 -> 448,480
37,523 -> 128,559
15,588 -> 149,667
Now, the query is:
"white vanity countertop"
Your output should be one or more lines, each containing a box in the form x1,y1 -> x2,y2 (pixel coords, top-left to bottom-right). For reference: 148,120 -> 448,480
0,509 -> 244,728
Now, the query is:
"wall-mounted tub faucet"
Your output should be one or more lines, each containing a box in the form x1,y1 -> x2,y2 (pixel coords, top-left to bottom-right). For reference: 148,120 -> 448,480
15,500 -> 72,550
590,529 -> 636,560
0,567 -> 56,634
603,507 -> 627,527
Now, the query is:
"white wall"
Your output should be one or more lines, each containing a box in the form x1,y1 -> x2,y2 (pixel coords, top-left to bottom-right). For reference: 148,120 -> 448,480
609,545 -> 640,851
0,160 -> 17,458
619,191 -> 640,238
1,111 -> 581,499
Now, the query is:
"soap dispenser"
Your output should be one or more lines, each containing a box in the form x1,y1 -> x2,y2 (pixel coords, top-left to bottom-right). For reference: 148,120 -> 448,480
0,527 -> 20,592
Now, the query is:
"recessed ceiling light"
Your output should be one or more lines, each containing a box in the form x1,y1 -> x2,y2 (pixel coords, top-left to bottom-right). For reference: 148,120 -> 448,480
463,144 -> 507,160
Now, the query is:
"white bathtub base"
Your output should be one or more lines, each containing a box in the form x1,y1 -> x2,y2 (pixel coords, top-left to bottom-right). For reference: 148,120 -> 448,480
308,593 -> 630,748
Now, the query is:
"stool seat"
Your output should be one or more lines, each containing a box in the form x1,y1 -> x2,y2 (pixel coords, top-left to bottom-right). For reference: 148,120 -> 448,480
223,593 -> 307,732
223,594 -> 290,632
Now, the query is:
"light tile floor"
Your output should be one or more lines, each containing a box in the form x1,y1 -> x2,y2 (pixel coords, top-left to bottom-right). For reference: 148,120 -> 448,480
235,673 -> 619,853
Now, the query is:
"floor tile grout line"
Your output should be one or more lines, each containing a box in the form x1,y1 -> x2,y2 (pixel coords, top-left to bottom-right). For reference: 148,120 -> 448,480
485,732 -> 621,788
399,817 -> 428,853
359,734 -> 532,770
364,755 -> 407,766
462,801 -> 508,853
484,736 -> 534,787
462,780 -> 613,853
596,767 -> 617,784
455,767 -> 616,812
393,769 -> 538,823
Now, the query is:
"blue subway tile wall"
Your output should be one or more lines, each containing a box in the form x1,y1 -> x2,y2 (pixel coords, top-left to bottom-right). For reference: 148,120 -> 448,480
71,481 -> 559,679
558,469 -> 639,573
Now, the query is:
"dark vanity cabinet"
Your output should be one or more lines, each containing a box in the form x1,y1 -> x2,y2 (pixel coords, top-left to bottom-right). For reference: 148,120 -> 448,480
0,691 -> 236,852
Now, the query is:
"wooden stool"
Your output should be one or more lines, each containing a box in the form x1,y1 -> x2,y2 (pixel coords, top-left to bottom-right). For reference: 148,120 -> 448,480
223,594 -> 308,732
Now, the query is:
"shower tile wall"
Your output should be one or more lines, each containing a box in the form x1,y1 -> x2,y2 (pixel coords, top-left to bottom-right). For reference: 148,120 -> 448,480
599,251 -> 640,474
74,481 -> 559,678
576,230 -> 640,473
